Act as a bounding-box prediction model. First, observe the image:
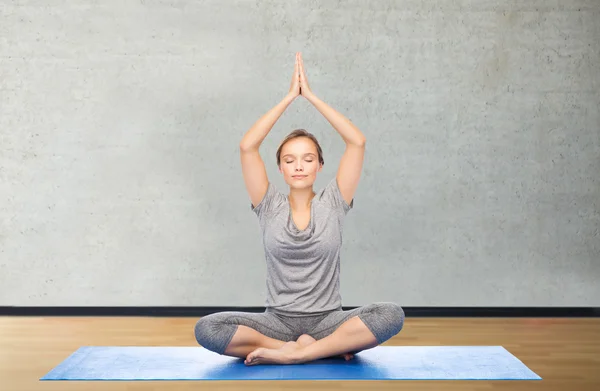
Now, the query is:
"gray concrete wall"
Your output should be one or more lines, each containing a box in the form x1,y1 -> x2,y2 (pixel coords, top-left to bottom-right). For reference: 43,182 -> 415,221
1,0 -> 598,307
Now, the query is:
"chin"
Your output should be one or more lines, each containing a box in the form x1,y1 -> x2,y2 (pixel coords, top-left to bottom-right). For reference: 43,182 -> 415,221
287,177 -> 315,188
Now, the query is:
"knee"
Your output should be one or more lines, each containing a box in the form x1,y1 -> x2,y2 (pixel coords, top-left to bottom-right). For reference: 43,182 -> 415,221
194,315 -> 226,353
193,316 -> 211,346
381,302 -> 405,328
370,302 -> 405,338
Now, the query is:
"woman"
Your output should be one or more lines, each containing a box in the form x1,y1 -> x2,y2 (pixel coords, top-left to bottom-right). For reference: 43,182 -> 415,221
194,52 -> 404,366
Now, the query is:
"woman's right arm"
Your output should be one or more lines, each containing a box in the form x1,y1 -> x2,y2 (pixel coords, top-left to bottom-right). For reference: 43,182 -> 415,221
240,53 -> 301,208
239,93 -> 296,208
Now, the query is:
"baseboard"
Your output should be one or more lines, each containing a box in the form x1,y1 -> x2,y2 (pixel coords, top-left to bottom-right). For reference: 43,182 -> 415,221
0,306 -> 599,317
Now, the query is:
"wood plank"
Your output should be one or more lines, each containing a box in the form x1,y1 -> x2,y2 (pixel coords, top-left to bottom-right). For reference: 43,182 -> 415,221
1,317 -> 598,390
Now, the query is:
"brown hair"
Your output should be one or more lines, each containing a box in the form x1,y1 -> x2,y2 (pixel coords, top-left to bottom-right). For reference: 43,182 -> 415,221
276,129 -> 324,168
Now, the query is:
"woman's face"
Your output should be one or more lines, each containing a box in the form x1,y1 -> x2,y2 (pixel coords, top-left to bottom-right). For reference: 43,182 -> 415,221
279,137 -> 322,189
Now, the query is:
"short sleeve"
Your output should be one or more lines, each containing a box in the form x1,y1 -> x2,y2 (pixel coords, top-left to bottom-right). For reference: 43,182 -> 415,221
320,177 -> 354,215
250,182 -> 285,220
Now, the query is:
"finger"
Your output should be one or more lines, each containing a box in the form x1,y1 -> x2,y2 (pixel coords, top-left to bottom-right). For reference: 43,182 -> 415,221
299,55 -> 306,78
294,56 -> 300,81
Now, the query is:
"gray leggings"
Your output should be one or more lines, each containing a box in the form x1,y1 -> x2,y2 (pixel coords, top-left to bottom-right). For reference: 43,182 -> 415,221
194,302 -> 405,355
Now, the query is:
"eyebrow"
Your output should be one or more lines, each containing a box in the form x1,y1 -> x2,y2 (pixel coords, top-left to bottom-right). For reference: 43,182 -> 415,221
282,153 -> 316,158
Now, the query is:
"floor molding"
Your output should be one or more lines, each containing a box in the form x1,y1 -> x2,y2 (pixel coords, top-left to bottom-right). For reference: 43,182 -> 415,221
1,306 -> 599,317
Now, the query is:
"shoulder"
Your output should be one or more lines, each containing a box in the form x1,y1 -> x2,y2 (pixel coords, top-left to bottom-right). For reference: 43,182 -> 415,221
316,177 -> 354,214
251,181 -> 287,218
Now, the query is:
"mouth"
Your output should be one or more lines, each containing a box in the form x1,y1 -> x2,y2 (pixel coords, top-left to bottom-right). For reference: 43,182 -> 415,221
292,175 -> 307,180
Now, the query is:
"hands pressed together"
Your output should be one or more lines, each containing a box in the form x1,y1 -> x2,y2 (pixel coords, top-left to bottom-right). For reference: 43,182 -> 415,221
288,52 -> 314,100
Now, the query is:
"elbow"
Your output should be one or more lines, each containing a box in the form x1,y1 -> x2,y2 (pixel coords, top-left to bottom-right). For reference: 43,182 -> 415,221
239,140 -> 250,151
354,137 -> 366,147
345,136 -> 366,148
239,142 -> 258,152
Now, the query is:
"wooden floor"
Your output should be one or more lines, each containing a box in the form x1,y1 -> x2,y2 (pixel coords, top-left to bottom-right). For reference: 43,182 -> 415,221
1,317 -> 599,390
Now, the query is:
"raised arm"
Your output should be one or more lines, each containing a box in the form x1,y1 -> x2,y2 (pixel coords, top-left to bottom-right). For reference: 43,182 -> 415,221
239,53 -> 301,208
297,53 -> 366,206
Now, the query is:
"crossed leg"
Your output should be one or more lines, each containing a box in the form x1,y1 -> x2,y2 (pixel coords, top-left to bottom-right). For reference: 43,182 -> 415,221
253,333 -> 354,365
245,315 -> 377,365
194,311 -> 297,358
245,302 -> 405,365
223,325 -> 287,358
195,310 -> 358,363
195,303 -> 405,365
212,324 -> 354,363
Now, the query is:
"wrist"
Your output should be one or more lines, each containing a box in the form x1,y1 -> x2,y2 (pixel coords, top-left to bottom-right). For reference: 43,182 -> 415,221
303,91 -> 317,102
284,93 -> 297,104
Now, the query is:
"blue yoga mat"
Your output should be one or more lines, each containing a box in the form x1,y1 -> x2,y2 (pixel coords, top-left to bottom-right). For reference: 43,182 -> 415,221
41,346 -> 541,381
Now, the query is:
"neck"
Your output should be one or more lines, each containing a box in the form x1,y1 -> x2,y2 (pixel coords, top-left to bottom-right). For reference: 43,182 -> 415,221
288,187 -> 315,209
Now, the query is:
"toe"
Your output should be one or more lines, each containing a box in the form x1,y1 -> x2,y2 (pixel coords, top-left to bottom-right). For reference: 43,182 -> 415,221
245,350 -> 257,365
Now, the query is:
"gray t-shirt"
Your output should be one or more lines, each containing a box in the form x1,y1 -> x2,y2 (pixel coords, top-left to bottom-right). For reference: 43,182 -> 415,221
251,177 -> 353,316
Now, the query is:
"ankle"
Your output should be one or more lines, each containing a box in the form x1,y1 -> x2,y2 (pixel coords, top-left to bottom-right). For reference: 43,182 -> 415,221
289,345 -> 309,364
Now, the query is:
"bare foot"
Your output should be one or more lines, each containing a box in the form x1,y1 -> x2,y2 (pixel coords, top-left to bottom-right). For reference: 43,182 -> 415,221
244,335 -> 355,365
244,341 -> 303,366
296,334 -> 354,361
